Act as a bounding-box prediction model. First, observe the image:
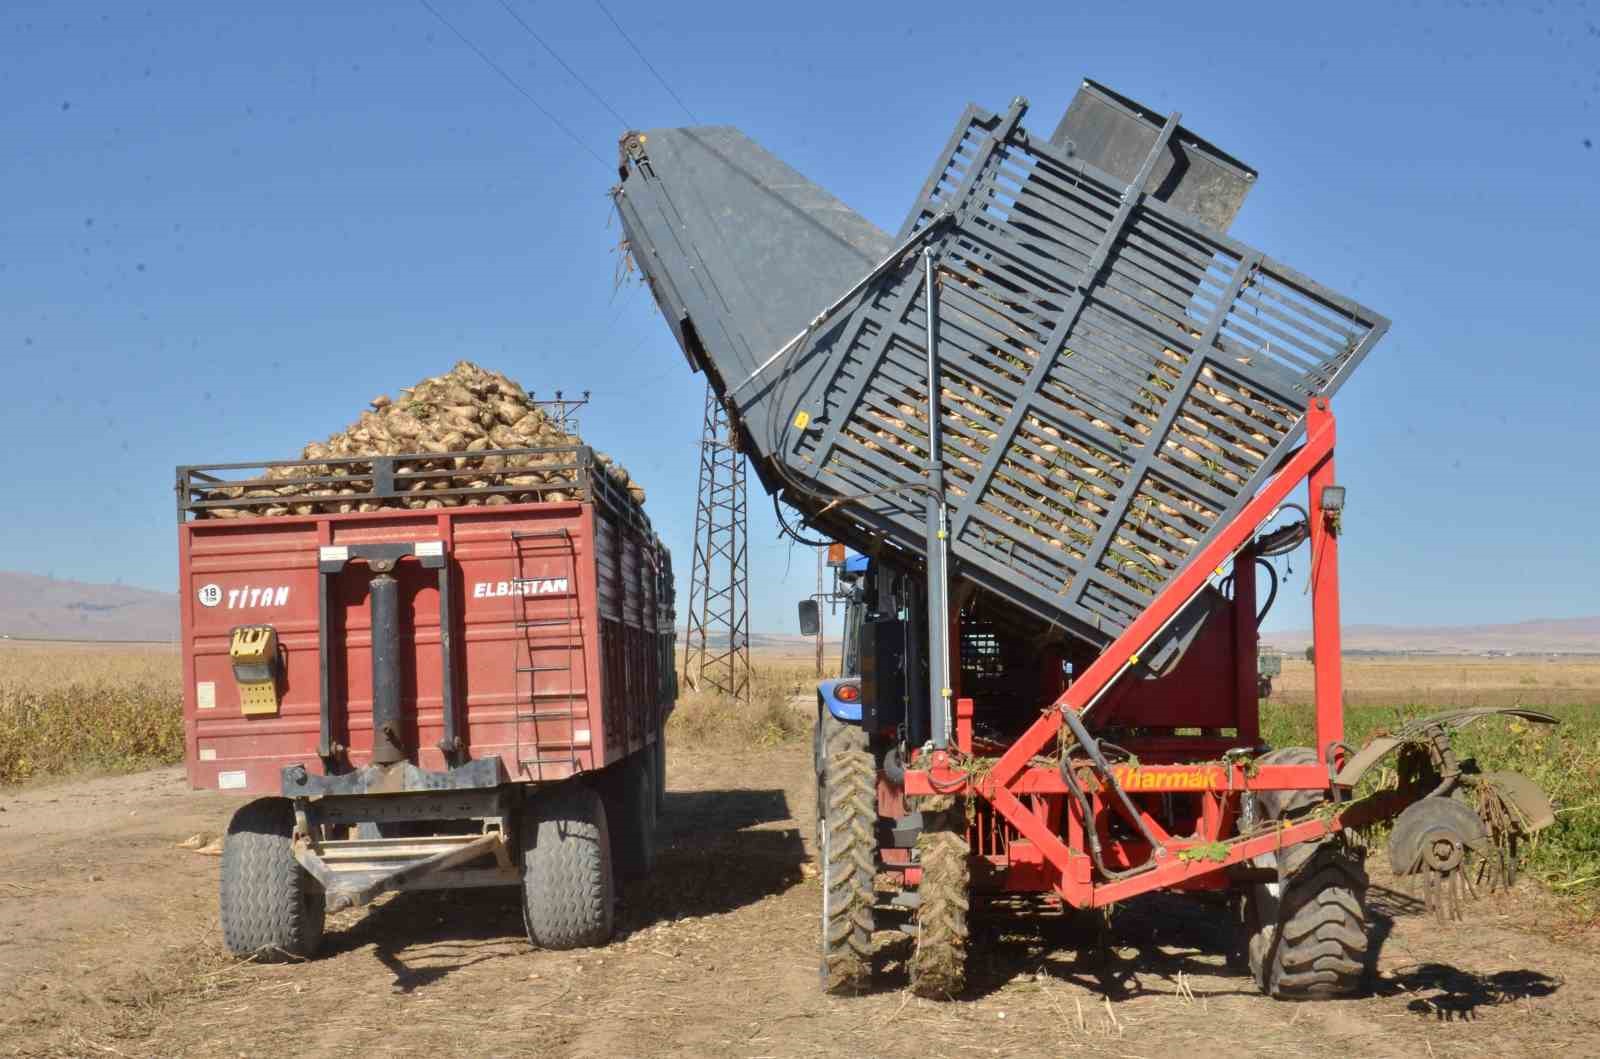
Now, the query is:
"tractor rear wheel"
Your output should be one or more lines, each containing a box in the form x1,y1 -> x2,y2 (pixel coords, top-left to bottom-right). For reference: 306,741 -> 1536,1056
219,797 -> 325,962
818,712 -> 875,995
908,798 -> 969,998
521,782 -> 615,950
1243,747 -> 1370,999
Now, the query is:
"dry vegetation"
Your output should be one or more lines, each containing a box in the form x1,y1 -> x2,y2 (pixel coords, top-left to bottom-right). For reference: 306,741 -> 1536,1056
0,643 -> 182,784
666,658 -> 815,748
3,642 -> 1594,904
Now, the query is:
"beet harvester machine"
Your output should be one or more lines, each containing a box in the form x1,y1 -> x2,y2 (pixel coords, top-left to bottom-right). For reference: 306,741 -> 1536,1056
612,81 -> 1556,998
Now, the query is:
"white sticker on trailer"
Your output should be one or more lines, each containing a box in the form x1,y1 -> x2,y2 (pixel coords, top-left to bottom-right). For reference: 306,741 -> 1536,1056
472,578 -> 570,599
575,729 -> 591,744
198,747 -> 217,761
197,583 -> 222,608
217,770 -> 247,790
197,682 -> 216,709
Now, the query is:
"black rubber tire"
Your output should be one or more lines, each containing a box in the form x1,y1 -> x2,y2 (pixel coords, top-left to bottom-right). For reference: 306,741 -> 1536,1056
818,712 -> 875,995
596,750 -> 657,881
219,797 -> 324,962
908,800 -> 969,999
619,751 -> 657,879
1243,747 -> 1370,999
521,782 -> 615,950
652,732 -> 667,819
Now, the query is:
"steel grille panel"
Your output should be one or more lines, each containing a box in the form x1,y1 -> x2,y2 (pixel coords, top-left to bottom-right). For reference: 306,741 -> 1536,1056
757,99 -> 1387,651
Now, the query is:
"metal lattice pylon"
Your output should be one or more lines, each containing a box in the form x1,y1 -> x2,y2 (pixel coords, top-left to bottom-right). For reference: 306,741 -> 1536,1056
684,381 -> 751,702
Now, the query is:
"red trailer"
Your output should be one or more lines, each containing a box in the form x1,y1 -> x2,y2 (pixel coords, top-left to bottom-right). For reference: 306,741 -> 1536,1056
176,445 -> 674,958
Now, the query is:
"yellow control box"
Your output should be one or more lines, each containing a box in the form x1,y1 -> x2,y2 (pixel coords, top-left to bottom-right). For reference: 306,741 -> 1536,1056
229,625 -> 281,716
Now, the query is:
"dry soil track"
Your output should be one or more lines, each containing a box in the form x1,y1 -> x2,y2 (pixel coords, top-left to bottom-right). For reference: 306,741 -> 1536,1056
2,745 -> 1597,1058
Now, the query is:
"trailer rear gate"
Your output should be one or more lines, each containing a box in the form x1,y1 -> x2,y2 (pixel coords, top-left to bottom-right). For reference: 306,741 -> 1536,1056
180,500 -> 672,796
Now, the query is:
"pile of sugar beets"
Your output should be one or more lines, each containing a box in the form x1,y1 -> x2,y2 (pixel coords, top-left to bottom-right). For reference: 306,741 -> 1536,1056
199,361 -> 645,518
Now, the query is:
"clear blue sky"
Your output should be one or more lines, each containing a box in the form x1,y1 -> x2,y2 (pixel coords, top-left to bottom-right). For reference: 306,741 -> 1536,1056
2,0 -> 1596,637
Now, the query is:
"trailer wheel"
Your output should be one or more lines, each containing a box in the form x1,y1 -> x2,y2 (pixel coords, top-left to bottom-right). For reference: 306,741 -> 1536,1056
818,713 -> 875,995
909,799 -> 969,998
1243,747 -> 1370,999
219,797 -> 324,962
652,732 -> 667,818
521,782 -> 615,950
618,751 -> 658,879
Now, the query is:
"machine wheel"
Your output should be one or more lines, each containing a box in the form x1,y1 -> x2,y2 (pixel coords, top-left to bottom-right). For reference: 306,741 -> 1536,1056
908,799 -> 969,998
621,750 -> 658,879
818,712 -> 875,995
595,750 -> 657,880
652,732 -> 667,818
814,710 -> 859,843
220,797 -> 325,961
1243,747 -> 1370,999
521,782 -> 615,950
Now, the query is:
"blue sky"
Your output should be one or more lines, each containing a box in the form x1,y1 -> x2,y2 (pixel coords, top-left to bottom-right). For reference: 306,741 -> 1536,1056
1,0 -> 1596,637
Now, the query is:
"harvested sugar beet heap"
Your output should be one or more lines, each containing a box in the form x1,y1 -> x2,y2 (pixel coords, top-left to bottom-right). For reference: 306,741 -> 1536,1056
196,360 -> 644,518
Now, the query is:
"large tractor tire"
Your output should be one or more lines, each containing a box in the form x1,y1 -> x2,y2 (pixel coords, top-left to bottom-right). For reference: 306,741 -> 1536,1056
220,797 -> 325,961
652,732 -> 667,818
1243,747 -> 1370,999
908,798 -> 969,998
818,711 -> 875,995
521,782 -> 615,950
598,751 -> 657,881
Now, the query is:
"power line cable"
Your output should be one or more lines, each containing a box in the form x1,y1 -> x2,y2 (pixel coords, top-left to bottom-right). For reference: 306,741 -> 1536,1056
492,0 -> 631,128
591,0 -> 699,124
417,0 -> 609,168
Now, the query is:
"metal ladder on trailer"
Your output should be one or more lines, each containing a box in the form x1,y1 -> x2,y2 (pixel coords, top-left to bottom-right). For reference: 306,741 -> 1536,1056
509,528 -> 580,782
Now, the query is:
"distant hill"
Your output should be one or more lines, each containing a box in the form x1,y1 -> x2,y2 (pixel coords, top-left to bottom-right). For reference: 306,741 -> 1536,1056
1264,616 -> 1600,656
0,572 -> 178,642
3,568 -> 1594,655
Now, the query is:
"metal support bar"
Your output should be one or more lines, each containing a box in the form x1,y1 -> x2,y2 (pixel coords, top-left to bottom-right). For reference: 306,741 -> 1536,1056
301,831 -> 508,912
369,572 -> 404,765
316,568 -> 337,763
923,248 -> 951,747
436,558 -> 461,762
1309,449 -> 1345,762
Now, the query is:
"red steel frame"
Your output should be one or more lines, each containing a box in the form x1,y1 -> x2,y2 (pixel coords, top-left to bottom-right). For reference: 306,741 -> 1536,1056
904,400 -> 1368,907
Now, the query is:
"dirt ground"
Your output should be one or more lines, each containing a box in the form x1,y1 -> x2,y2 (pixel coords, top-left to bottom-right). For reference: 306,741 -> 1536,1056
2,743 -> 1597,1059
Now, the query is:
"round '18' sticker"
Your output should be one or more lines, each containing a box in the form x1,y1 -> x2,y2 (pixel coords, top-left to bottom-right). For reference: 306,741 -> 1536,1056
197,584 -> 222,608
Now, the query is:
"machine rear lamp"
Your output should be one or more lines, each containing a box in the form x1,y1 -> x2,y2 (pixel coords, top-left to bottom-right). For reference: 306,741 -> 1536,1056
834,682 -> 860,703
1320,485 -> 1346,513
229,625 -> 282,716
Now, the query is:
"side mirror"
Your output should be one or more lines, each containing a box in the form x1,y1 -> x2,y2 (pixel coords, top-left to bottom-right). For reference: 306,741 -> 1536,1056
797,599 -> 820,637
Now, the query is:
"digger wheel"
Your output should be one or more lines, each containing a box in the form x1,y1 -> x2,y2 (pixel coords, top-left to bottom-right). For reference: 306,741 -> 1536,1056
818,712 -> 875,995
1243,747 -> 1370,999
908,798 -> 969,999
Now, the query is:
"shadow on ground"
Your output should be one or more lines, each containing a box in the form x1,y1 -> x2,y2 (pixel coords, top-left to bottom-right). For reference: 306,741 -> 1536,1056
866,876 -> 1563,1010
1382,964 -> 1560,1021
314,786 -> 806,990
623,787 -> 806,931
